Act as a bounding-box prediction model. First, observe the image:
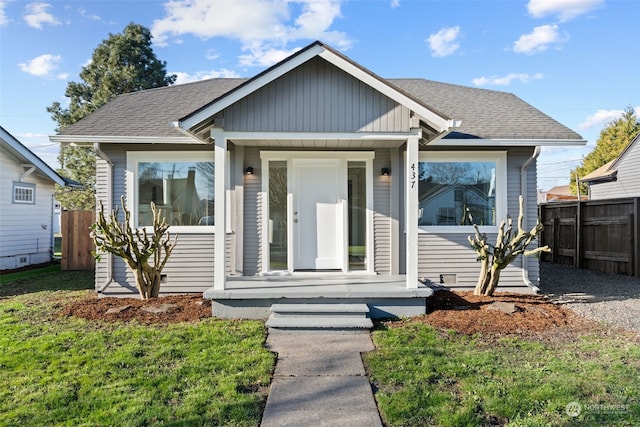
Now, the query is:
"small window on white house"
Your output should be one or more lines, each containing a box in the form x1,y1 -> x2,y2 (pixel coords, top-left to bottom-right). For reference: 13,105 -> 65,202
127,152 -> 214,230
418,151 -> 507,230
13,182 -> 35,204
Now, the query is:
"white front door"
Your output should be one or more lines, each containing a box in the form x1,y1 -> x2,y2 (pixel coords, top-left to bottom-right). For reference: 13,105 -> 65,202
293,159 -> 346,270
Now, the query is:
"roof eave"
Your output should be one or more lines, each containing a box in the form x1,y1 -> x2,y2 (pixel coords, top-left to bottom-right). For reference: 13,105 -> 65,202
429,138 -> 587,146
1,126 -> 68,187
49,134 -> 199,145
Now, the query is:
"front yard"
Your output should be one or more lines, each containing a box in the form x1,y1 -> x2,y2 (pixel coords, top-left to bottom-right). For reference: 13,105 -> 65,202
1,267 -> 639,426
0,269 -> 274,427
365,291 -> 640,426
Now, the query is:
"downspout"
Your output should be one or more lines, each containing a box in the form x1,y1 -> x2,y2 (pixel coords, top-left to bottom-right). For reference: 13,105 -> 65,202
520,146 -> 541,293
94,143 -> 114,294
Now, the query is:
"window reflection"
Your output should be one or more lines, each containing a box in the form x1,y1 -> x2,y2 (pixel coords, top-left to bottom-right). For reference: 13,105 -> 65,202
418,161 -> 496,226
137,161 -> 214,226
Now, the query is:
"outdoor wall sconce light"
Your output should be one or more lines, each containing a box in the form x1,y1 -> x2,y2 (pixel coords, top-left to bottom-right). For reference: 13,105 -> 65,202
381,167 -> 390,176
245,166 -> 254,175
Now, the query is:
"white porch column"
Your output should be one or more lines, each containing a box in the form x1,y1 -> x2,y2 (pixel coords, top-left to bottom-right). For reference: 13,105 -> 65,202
212,128 -> 227,290
405,130 -> 421,288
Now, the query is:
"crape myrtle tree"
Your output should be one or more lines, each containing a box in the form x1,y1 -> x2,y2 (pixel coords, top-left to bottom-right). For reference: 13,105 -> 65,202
49,23 -> 176,210
570,106 -> 640,196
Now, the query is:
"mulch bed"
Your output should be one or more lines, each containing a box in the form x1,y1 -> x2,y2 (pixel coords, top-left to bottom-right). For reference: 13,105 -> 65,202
59,294 -> 211,325
384,290 -> 596,340
60,289 -> 598,341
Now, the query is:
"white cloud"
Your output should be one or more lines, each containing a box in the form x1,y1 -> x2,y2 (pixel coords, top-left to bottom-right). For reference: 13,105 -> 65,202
205,49 -> 220,60
472,72 -> 544,87
239,44 -> 301,67
577,108 -> 640,130
18,53 -> 63,77
426,26 -> 460,57
23,2 -> 60,29
0,2 -> 8,26
151,0 -> 350,67
77,8 -> 101,21
391,0 -> 400,8
527,0 -> 604,22
513,24 -> 566,54
173,69 -> 241,85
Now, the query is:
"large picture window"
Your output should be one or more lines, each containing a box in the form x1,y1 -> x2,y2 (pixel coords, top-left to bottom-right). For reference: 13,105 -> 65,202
418,152 -> 506,230
127,152 -> 214,229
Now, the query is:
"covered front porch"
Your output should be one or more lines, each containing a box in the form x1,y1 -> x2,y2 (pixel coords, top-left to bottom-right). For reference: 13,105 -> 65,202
204,274 -> 433,320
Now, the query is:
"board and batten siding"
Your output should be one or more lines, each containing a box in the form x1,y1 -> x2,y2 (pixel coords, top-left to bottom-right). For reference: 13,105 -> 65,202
417,147 -> 540,292
222,57 -> 411,133
95,144 -> 216,296
0,146 -> 56,270
589,138 -> 640,200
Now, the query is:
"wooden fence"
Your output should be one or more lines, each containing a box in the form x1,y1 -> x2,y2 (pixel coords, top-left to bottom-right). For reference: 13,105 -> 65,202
539,198 -> 640,277
61,210 -> 95,271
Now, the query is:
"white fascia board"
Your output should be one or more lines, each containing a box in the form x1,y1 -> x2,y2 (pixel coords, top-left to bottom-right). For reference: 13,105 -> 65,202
222,129 -> 421,141
49,135 -> 199,145
179,45 -> 326,131
1,127 -> 66,186
318,50 -> 454,132
429,138 -> 588,146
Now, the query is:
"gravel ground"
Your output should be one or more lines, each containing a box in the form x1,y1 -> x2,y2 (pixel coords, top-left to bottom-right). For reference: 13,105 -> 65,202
539,262 -> 640,333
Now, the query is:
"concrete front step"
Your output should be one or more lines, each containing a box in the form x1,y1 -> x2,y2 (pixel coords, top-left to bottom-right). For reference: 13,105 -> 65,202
266,303 -> 373,333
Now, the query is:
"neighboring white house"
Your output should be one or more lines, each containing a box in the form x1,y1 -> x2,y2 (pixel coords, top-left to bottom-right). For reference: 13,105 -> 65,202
0,126 -> 77,271
51,41 -> 585,318
581,133 -> 640,200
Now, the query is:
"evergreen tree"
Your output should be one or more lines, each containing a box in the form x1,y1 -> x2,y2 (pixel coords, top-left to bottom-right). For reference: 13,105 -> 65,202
570,106 -> 640,195
49,23 -> 176,210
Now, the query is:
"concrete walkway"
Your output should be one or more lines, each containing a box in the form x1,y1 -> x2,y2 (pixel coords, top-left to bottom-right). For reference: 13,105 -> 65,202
260,333 -> 383,427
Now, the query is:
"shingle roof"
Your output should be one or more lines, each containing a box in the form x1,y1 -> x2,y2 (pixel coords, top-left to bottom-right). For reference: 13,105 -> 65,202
60,78 -> 246,138
59,76 -> 582,142
580,160 -> 616,183
389,79 -> 582,140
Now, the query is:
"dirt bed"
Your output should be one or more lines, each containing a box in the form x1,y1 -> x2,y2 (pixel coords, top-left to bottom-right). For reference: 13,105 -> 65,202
59,262 -> 639,340
60,294 -> 211,325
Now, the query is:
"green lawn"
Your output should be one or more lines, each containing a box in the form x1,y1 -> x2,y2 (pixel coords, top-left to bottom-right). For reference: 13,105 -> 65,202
365,323 -> 640,426
0,269 -> 275,427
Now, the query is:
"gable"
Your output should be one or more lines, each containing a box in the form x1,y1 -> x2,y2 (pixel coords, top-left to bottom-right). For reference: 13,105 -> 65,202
221,57 -> 411,133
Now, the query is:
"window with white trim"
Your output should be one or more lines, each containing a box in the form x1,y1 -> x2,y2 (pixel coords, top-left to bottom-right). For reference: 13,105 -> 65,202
418,151 -> 507,230
13,182 -> 35,204
127,152 -> 214,231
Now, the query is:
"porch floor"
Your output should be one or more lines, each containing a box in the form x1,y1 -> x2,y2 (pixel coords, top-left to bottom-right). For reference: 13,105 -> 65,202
204,274 -> 434,320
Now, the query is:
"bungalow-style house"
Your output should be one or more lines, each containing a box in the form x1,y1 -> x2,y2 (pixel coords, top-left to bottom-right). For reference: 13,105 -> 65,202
50,41 -> 585,320
0,126 -> 79,270
580,133 -> 640,200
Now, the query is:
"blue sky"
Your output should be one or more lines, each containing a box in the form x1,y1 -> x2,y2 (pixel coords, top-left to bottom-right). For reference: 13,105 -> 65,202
1,0 -> 638,190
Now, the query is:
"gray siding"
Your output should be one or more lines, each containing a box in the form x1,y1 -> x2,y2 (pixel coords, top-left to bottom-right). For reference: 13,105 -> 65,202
590,139 -> 640,200
96,144 -> 216,296
417,147 -> 540,292
223,57 -> 411,133
243,147 -> 262,275
373,149 -> 391,274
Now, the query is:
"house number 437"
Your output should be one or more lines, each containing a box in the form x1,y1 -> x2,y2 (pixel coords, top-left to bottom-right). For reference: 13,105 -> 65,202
410,162 -> 416,188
